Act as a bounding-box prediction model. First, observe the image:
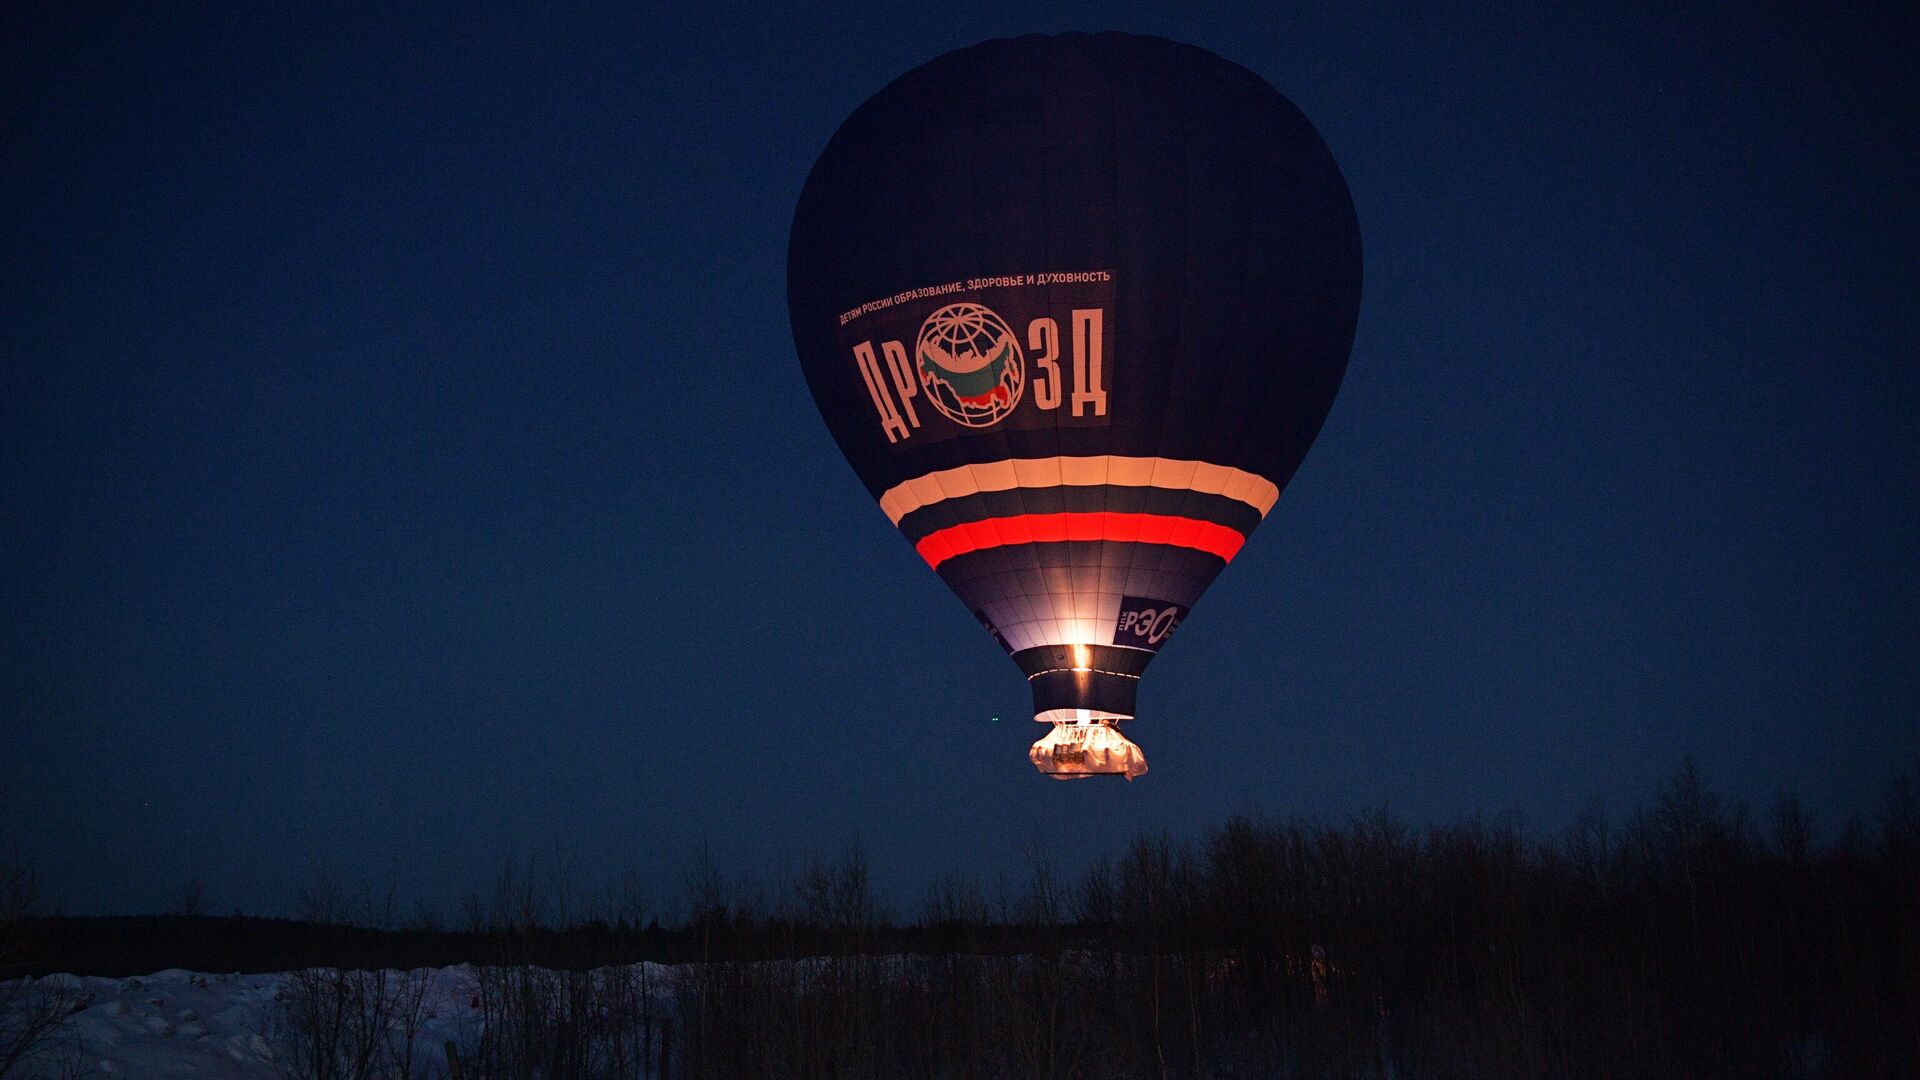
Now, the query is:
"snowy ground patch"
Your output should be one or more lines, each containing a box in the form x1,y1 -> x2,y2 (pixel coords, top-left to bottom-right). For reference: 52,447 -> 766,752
3,964 -> 673,1079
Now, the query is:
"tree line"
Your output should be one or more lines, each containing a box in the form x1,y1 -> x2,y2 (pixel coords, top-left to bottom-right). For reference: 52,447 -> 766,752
3,757 -> 1914,1078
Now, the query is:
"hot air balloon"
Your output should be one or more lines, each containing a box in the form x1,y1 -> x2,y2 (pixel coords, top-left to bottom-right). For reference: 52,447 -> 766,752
788,33 -> 1361,779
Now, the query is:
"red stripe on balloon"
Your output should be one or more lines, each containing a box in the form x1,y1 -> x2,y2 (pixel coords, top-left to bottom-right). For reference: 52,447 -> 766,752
914,512 -> 1246,569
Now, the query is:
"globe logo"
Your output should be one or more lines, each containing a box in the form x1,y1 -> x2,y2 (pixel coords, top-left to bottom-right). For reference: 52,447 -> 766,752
914,303 -> 1025,427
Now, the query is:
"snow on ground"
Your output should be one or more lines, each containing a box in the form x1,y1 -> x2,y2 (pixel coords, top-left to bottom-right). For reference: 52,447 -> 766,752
3,964 -> 624,1079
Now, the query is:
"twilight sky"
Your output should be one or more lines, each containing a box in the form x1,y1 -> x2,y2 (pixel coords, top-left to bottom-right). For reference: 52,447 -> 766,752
3,3 -> 1914,919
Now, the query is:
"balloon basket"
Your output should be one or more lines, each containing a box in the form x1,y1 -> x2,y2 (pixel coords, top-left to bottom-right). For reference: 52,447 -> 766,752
1029,721 -> 1148,781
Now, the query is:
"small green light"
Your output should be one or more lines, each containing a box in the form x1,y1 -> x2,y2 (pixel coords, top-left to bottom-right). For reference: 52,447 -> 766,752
991,716 -> 999,722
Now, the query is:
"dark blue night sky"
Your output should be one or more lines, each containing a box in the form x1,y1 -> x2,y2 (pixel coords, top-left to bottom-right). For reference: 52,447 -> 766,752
4,4 -> 1913,917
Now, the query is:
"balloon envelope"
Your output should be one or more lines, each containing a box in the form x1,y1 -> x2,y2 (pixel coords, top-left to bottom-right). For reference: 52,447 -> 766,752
788,32 -> 1362,777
